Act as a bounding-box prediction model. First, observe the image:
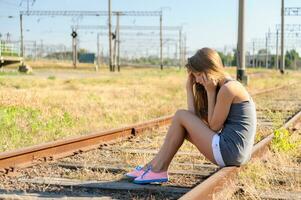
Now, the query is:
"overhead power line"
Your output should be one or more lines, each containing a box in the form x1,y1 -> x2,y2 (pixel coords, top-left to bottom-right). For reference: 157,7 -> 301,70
72,25 -> 181,31
20,10 -> 162,16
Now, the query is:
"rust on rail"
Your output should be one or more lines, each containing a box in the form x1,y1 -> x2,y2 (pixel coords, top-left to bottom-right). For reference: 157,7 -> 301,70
0,115 -> 172,173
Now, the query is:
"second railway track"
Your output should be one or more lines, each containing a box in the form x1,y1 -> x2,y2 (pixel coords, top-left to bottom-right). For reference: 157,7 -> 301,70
0,83 -> 301,199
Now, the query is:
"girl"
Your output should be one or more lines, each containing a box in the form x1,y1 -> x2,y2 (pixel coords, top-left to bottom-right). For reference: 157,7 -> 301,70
126,48 -> 257,184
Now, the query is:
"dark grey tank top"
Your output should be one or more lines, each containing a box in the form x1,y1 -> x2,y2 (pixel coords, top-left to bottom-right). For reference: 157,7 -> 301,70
219,80 -> 257,166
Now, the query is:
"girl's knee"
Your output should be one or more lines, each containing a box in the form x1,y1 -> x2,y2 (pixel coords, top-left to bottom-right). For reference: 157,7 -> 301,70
174,109 -> 188,121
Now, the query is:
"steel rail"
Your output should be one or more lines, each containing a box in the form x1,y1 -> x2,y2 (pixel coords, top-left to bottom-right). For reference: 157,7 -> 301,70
250,81 -> 298,96
0,115 -> 172,173
0,82 -> 299,174
179,109 -> 301,200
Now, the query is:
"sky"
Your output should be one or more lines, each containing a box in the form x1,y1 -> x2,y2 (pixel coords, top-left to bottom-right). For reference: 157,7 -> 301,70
1,0 -> 301,57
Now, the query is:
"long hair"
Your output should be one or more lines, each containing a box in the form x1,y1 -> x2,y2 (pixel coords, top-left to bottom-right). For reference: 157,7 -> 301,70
185,48 -> 229,122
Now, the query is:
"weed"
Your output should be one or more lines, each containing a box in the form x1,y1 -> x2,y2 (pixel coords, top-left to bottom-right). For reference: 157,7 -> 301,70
272,128 -> 298,152
48,75 -> 56,80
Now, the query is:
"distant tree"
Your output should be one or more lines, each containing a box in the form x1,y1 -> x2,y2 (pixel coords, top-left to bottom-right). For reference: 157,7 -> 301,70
217,51 -> 226,66
225,53 -> 234,67
78,48 -> 88,54
285,49 -> 300,69
270,55 -> 276,68
218,51 -> 234,67
257,49 -> 270,55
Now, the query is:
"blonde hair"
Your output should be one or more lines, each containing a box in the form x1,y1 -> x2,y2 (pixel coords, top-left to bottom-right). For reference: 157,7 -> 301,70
185,47 -> 229,122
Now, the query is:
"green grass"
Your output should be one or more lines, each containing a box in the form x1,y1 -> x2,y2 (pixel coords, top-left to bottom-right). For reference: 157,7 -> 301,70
47,75 -> 56,80
0,52 -> 19,57
0,106 -> 77,151
0,71 -> 20,76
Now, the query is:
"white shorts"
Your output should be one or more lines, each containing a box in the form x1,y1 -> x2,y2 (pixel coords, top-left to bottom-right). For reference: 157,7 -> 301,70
212,134 -> 226,167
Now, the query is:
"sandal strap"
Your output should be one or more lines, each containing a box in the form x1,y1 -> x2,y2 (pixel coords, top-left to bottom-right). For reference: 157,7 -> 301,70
141,165 -> 152,178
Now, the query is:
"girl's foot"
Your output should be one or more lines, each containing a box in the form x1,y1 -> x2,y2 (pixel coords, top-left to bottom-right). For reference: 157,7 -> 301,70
133,166 -> 168,184
125,166 -> 145,178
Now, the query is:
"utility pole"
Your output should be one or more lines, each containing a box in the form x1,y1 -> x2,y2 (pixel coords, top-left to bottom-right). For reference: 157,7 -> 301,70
40,39 -> 43,58
6,32 -> 11,42
97,33 -> 100,70
20,14 -> 24,58
237,0 -> 248,84
280,0 -> 285,74
112,12 -> 120,72
175,42 -> 178,66
27,0 -> 29,13
160,11 -> 163,70
252,41 -> 255,68
265,31 -> 269,69
108,0 -> 113,71
34,40 -> 37,60
116,12 -> 121,72
184,34 -> 187,63
179,28 -> 182,69
276,29 -> 279,70
113,29 -> 117,71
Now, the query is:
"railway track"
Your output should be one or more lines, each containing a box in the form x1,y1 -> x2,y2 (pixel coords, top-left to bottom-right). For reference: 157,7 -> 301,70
0,83 -> 300,199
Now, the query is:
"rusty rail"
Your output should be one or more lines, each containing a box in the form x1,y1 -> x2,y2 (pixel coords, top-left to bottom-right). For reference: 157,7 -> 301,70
251,81 -> 298,96
179,109 -> 301,200
0,115 -> 172,173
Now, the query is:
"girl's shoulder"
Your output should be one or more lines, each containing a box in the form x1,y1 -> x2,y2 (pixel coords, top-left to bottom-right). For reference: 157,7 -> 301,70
222,79 -> 244,90
220,79 -> 239,92
220,80 -> 250,103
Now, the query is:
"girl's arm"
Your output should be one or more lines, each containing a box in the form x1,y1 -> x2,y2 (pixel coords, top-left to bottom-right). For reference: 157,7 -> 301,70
202,75 -> 234,132
208,86 -> 234,131
186,72 -> 195,114
207,90 -> 216,127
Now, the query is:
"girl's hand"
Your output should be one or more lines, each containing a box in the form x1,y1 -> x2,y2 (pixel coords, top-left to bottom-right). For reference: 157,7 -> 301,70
186,71 -> 196,90
201,74 -> 217,93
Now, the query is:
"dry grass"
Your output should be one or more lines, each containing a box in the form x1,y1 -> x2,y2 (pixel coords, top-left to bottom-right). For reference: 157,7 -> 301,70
1,63 -> 301,152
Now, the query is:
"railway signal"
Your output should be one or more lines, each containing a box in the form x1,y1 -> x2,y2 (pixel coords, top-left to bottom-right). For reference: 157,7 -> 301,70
71,31 -> 77,38
71,30 -> 78,68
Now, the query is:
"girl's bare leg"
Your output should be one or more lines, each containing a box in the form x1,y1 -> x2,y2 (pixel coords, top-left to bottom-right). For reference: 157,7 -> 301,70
147,109 -> 217,172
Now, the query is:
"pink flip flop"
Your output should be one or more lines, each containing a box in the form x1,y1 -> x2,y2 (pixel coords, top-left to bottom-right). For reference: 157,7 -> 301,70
125,166 -> 145,178
133,167 -> 168,184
